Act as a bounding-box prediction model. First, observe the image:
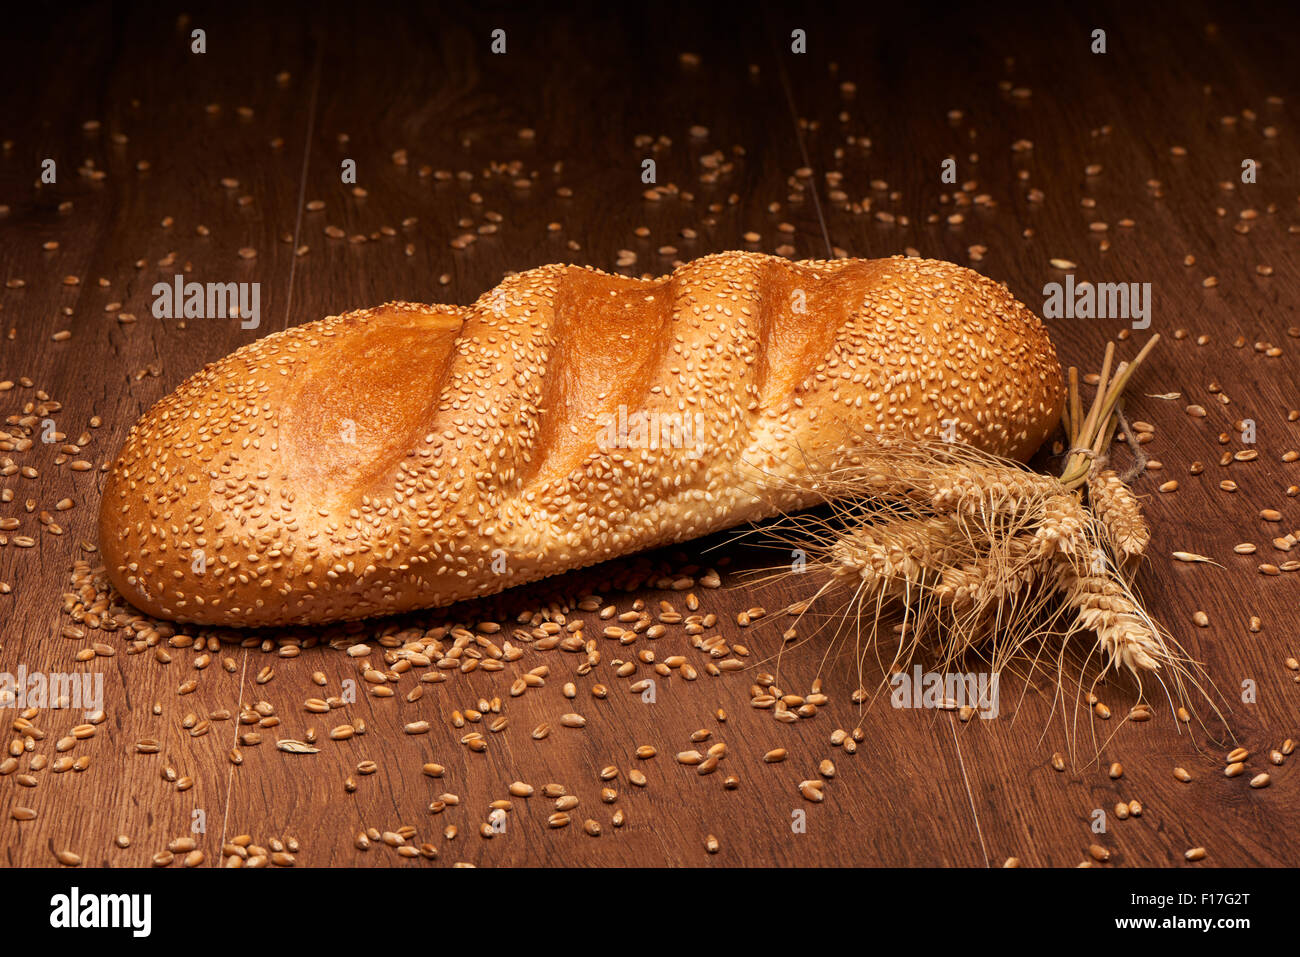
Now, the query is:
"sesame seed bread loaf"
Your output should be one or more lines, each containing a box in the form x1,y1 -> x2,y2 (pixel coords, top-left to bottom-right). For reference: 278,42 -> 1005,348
99,251 -> 1064,626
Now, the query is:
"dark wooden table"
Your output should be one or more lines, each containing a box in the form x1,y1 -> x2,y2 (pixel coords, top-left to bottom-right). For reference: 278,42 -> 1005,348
1,0 -> 1297,868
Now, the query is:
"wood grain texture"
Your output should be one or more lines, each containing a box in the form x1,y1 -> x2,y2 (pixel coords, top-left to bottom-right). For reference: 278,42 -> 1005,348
0,0 -> 1297,868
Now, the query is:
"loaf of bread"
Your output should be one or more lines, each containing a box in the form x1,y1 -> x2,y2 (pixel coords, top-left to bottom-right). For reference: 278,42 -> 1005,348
99,251 -> 1065,626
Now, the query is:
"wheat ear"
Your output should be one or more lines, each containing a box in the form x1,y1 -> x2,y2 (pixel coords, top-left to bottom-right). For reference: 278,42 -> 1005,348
1086,470 -> 1150,562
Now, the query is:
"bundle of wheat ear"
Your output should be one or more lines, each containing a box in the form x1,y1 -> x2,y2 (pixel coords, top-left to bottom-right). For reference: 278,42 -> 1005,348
765,335 -> 1216,724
